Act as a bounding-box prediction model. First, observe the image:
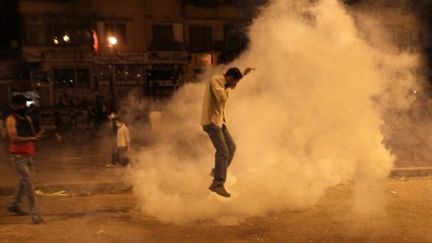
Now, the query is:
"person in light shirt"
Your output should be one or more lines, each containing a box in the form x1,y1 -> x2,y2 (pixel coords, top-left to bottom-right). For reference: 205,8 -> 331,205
106,117 -> 130,167
201,67 -> 255,197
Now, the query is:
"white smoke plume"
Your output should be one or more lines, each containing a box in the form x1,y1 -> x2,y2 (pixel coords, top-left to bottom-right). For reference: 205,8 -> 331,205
128,0 -> 418,224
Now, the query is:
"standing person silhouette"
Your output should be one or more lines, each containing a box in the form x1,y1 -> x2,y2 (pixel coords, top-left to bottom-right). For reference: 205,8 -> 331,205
5,95 -> 45,224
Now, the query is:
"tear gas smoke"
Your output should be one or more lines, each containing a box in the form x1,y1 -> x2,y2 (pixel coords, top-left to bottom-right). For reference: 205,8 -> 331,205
128,0 -> 418,224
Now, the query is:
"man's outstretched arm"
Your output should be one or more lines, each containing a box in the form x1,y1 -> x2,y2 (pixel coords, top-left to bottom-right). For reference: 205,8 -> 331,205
243,67 -> 256,76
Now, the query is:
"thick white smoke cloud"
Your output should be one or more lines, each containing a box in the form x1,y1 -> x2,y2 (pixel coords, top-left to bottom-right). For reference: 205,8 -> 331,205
128,0 -> 418,224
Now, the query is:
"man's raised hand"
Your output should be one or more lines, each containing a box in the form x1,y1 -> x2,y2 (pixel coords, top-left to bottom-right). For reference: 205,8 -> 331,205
243,67 -> 256,76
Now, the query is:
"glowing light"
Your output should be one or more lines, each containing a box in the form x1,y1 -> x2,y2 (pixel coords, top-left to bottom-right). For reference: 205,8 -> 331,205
53,38 -> 59,45
63,34 -> 70,42
108,36 -> 118,46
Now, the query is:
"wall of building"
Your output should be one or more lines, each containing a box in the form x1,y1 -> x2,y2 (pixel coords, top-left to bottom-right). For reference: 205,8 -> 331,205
15,0 -> 259,107
348,0 -> 421,53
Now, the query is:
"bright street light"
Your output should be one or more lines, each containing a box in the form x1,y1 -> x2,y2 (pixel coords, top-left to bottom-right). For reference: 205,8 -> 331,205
63,34 -> 70,42
106,35 -> 118,104
107,36 -> 118,46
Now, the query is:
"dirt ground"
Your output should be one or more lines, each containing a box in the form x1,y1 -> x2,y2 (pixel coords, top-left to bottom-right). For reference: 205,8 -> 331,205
0,177 -> 431,243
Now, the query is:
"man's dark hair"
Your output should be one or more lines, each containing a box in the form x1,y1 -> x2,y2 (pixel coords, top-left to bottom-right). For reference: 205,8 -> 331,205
225,67 -> 243,80
11,95 -> 30,105
112,116 -> 123,123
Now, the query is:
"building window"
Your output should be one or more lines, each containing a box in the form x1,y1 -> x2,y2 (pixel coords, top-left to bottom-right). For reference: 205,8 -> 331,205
96,65 -> 110,83
189,26 -> 213,51
95,64 -> 144,86
224,24 -> 248,51
54,68 -> 89,88
23,15 -> 93,46
126,64 -> 144,81
47,25 -> 91,46
76,69 -> 89,87
146,67 -> 179,98
217,24 -> 249,63
105,23 -> 127,42
23,16 -> 47,46
54,69 -> 75,88
116,64 -> 144,81
152,25 -> 181,50
115,64 -> 127,81
27,26 -> 47,46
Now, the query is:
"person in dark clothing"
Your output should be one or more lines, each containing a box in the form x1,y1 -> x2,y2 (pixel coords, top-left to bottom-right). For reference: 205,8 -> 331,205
5,95 -> 45,224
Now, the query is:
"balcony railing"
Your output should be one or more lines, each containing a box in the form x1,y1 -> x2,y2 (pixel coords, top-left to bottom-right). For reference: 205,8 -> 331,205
150,40 -> 184,51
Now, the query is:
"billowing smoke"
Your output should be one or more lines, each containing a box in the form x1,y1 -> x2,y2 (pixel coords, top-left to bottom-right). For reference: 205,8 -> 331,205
128,0 -> 418,224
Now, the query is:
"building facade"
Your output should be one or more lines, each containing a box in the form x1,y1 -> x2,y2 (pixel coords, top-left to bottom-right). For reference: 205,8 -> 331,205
11,0 -> 262,107
0,0 -> 20,108
346,0 -> 432,86
2,0 -> 430,107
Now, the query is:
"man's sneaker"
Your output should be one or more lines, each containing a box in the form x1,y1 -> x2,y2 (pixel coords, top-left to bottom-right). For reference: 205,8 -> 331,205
7,205 -> 28,216
209,184 -> 231,198
31,215 -> 44,224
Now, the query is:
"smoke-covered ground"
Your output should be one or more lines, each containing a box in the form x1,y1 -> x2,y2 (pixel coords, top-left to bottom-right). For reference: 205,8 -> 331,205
127,0 -> 419,224
1,177 -> 432,242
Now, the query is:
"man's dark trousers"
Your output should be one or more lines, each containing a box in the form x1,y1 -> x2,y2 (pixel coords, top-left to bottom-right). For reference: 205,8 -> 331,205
203,124 -> 236,186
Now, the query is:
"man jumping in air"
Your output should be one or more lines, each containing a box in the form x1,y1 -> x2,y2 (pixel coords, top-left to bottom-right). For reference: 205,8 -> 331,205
201,67 -> 254,197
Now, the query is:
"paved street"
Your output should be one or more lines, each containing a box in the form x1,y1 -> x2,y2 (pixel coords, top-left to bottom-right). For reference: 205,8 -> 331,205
1,178 -> 432,243
0,130 -> 129,195
1,131 -> 432,242
2,0 -> 432,242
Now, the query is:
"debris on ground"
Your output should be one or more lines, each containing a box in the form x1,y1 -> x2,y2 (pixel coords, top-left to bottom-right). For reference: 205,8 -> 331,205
34,190 -> 94,197
96,229 -> 106,235
35,190 -> 71,196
